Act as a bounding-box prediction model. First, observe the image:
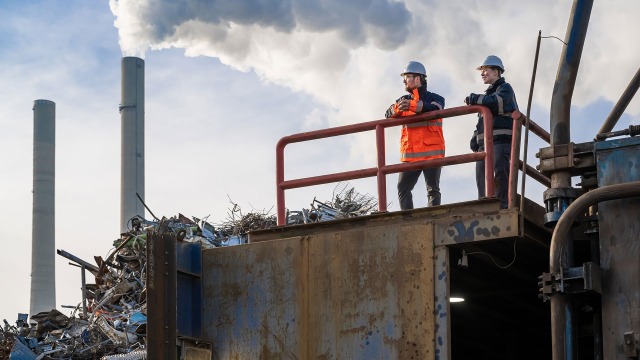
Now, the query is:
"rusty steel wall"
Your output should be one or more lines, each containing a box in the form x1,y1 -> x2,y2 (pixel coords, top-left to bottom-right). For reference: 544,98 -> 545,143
595,137 -> 640,358
202,237 -> 307,359
202,224 -> 435,359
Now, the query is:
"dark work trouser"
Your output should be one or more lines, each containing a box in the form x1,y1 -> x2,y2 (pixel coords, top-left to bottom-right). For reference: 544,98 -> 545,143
397,167 -> 442,210
476,142 -> 511,209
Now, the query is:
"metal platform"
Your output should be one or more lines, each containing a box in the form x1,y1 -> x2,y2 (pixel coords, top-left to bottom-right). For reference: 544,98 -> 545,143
200,197 -> 552,359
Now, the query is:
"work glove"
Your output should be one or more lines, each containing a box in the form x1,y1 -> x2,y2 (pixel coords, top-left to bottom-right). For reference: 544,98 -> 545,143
465,93 -> 479,105
385,104 -> 397,118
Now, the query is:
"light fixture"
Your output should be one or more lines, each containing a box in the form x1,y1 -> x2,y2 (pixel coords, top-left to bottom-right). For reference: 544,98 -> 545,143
450,297 -> 465,303
458,250 -> 468,268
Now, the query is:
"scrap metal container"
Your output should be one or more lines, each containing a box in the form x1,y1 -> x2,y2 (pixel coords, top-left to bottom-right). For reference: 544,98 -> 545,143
202,222 -> 435,359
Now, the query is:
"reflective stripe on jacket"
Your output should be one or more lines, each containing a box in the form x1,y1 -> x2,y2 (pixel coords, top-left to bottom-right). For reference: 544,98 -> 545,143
474,77 -> 519,145
385,85 -> 446,162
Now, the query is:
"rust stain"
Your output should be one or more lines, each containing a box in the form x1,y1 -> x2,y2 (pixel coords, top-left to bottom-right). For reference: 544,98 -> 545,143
340,325 -> 367,335
221,283 -> 244,298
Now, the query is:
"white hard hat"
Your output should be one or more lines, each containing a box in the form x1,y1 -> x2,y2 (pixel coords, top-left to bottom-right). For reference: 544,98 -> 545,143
477,55 -> 505,73
400,61 -> 427,76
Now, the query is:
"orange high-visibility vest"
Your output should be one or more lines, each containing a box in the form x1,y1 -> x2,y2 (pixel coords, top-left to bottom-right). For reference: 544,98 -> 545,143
395,89 -> 445,162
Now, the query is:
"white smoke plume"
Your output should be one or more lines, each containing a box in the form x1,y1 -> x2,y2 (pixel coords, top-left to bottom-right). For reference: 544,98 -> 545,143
109,0 -> 640,157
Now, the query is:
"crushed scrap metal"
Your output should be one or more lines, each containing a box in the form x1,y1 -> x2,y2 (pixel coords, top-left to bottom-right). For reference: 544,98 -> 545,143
0,182 -> 376,359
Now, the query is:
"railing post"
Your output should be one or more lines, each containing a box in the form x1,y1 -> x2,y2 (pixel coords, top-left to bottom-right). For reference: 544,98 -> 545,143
483,113 -> 495,198
509,115 -> 523,209
276,140 -> 286,226
376,125 -> 387,212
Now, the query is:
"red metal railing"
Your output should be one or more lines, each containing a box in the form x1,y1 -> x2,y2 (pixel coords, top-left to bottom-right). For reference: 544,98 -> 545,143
508,114 -> 551,208
275,105 -> 494,225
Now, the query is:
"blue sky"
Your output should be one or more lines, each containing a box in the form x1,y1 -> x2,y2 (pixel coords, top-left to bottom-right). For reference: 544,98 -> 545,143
0,0 -> 638,321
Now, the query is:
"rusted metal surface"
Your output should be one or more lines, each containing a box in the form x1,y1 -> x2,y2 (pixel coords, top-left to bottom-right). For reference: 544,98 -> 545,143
434,246 -> 450,360
308,224 -> 434,359
147,231 -> 177,360
537,141 -> 596,176
202,237 -> 306,359
203,224 -> 435,359
595,137 -> 640,359
251,198 -> 502,243
434,208 -> 520,246
543,139 -> 640,360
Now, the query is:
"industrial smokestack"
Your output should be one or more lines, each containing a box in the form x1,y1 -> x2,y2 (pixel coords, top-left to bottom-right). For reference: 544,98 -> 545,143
30,99 -> 56,318
120,57 -> 145,234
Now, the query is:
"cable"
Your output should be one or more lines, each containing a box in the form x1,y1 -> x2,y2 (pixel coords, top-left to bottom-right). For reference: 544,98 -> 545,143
136,193 -> 159,221
465,238 -> 518,269
541,35 -> 567,45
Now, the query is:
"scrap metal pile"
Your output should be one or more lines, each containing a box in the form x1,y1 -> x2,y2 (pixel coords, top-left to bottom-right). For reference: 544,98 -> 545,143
0,183 -> 376,359
286,182 -> 378,224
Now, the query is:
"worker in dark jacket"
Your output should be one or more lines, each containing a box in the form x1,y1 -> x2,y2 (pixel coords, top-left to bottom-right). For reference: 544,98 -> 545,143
465,55 -> 520,209
386,61 -> 445,210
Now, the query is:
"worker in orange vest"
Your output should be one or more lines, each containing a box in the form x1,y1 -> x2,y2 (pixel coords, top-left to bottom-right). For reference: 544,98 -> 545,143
385,61 -> 445,210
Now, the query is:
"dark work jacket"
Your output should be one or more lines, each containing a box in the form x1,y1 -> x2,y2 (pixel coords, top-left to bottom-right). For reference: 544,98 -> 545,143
471,77 -> 519,150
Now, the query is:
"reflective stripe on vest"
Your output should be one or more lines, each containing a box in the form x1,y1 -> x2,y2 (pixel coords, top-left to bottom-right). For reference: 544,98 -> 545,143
405,119 -> 443,128
401,149 -> 446,160
476,129 -> 512,141
396,89 -> 445,162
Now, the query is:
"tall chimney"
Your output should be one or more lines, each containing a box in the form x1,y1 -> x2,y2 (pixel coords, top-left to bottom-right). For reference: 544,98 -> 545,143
30,99 -> 56,318
120,57 -> 145,234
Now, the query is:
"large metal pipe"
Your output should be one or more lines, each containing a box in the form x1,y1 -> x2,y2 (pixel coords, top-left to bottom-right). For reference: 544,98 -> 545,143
596,66 -> 640,137
120,57 -> 145,234
550,0 -> 593,150
547,1 -> 593,358
549,0 -> 593,192
549,181 -> 640,360
30,99 -> 56,318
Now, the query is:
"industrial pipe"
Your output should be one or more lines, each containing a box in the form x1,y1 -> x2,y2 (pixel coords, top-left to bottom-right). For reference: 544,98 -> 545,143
543,0 -> 594,228
550,181 -> 640,272
550,0 -> 593,149
549,181 -> 640,360
547,1 -> 593,357
596,66 -> 640,137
